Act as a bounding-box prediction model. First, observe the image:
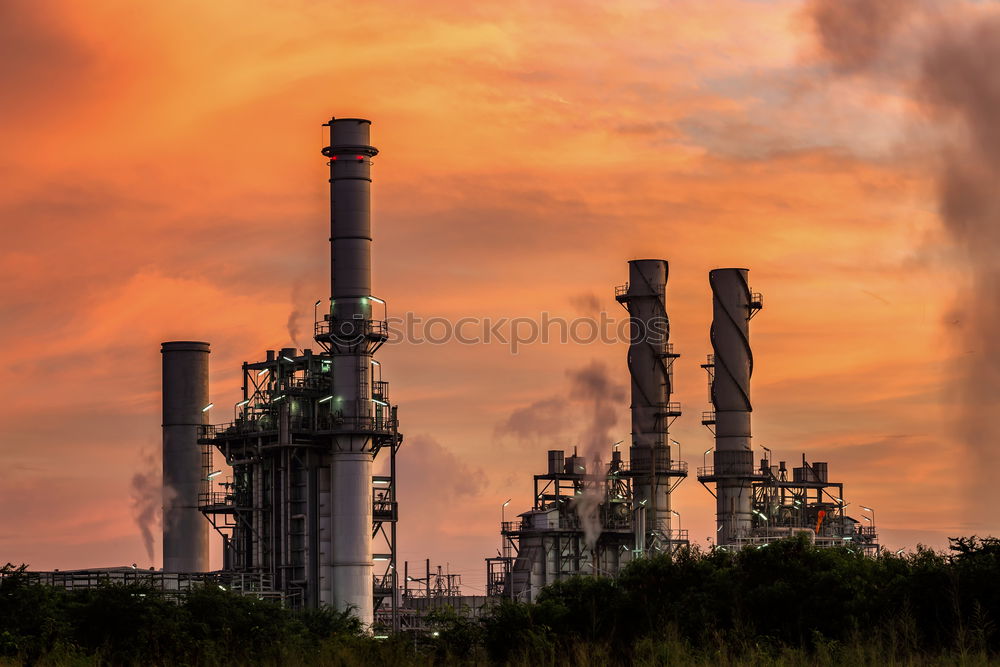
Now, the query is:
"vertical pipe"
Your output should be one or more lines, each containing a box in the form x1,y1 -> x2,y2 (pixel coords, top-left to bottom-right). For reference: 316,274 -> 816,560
709,269 -> 755,545
621,260 -> 674,543
161,340 -> 210,572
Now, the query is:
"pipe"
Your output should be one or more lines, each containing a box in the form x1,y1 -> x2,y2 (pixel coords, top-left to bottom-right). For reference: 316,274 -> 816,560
161,340 -> 211,572
762,527 -> 816,545
709,269 -> 756,545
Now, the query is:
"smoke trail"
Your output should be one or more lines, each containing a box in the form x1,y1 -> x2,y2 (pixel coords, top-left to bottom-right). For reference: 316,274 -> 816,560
567,360 -> 626,455
808,0 -> 1000,528
130,448 -> 174,564
286,278 -> 309,349
573,454 -> 606,553
566,361 -> 625,552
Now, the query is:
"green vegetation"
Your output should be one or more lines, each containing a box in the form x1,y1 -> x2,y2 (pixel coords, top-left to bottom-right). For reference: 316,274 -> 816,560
3,536 -> 999,665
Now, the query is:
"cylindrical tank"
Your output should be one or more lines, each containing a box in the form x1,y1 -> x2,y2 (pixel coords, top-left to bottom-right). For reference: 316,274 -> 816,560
548,450 -> 565,475
710,269 -> 755,545
813,462 -> 828,483
161,341 -> 211,572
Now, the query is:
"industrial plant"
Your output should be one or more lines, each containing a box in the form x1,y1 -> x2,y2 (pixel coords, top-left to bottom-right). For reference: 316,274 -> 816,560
19,116 -> 879,628
488,265 -> 878,602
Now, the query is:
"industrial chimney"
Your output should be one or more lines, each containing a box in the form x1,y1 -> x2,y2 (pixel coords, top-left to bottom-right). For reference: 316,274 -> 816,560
319,118 -> 383,625
616,260 -> 685,550
161,340 -> 210,572
704,269 -> 762,545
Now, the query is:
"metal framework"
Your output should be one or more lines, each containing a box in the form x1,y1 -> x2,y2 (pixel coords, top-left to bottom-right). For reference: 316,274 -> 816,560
487,449 -> 689,602
196,117 -> 403,628
700,453 -> 879,553
8,568 -> 284,603
197,345 -> 402,622
697,268 -> 878,553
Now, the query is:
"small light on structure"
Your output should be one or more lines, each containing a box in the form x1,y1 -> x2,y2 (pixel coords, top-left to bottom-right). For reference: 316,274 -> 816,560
431,631 -> 440,638
861,506 -> 873,513
202,403 -> 214,412
218,585 -> 226,591
503,499 -> 511,507
371,359 -> 381,366
236,399 -> 250,407
257,368 -> 269,377
718,525 -> 724,532
274,395 -> 286,402
369,296 -> 385,304
207,470 -> 222,480
282,356 -> 295,363
319,396 -> 333,403
895,549 -> 904,556
863,516 -> 872,523
373,555 -> 390,562
314,299 -> 322,306
372,398 -> 389,407
374,635 -> 389,640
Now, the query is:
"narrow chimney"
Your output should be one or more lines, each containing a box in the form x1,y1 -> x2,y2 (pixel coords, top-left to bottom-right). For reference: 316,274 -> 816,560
161,340 -> 210,572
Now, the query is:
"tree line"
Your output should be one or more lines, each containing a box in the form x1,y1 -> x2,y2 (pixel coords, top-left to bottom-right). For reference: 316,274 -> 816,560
2,535 -> 999,665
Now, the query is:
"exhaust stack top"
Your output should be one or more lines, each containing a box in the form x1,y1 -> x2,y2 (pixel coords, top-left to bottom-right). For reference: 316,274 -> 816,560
322,118 -> 379,320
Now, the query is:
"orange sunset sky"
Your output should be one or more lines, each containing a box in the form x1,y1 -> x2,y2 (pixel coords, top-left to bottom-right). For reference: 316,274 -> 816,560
2,0 -> 997,594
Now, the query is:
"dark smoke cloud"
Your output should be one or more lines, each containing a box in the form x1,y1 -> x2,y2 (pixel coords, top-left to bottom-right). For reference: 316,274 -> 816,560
494,397 -> 570,441
494,361 -> 625,457
808,0 -> 1000,529
569,292 -> 603,315
0,3 -> 94,123
810,0 -> 917,72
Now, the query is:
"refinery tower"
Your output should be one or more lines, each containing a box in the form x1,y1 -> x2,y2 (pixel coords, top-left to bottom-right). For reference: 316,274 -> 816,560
161,118 -> 402,627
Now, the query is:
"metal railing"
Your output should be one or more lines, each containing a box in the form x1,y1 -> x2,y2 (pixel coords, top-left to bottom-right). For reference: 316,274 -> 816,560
615,459 -> 688,475
314,318 -> 389,340
615,283 -> 629,297
198,491 -> 248,509
5,570 -> 284,601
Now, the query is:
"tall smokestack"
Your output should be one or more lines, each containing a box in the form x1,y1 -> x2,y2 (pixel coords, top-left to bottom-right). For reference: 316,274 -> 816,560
161,340 -> 210,572
319,118 -> 381,625
617,260 -> 683,548
707,269 -> 761,545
